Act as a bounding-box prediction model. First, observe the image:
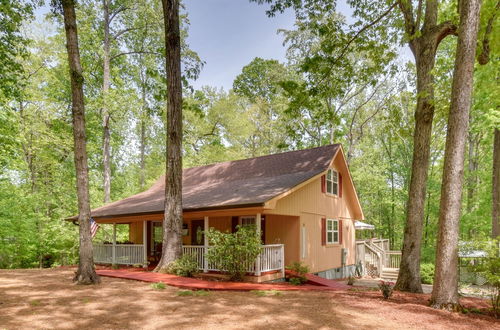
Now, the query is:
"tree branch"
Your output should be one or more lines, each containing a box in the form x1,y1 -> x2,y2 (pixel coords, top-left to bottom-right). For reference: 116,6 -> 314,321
478,0 -> 499,65
432,21 -> 458,47
397,0 -> 416,35
110,50 -> 160,62
336,2 -> 397,62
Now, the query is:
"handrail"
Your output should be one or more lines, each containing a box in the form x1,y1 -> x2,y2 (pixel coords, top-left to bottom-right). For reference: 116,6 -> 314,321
363,242 -> 382,276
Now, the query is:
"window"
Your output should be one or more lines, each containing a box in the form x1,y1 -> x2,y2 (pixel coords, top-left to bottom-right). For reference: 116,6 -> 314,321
239,216 -> 256,227
326,169 -> 338,195
326,219 -> 339,244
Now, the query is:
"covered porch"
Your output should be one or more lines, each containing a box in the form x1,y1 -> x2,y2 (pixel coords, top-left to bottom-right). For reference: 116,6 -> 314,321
92,212 -> 297,279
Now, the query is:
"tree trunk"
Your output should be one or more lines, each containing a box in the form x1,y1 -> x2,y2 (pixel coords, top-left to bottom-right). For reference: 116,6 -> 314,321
395,0 -> 457,292
102,0 -> 111,203
395,38 -> 437,293
154,0 -> 183,271
61,0 -> 100,285
430,0 -> 481,310
139,80 -> 147,190
493,128 -> 500,238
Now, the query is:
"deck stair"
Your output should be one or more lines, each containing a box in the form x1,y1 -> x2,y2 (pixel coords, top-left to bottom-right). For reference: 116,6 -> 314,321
380,268 -> 399,281
356,239 -> 402,279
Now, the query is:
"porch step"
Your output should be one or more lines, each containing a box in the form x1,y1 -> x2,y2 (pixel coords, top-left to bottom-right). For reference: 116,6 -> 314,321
380,268 -> 399,281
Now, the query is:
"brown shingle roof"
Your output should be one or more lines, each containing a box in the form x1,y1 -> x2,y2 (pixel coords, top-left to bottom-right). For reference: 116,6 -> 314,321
85,144 -> 340,219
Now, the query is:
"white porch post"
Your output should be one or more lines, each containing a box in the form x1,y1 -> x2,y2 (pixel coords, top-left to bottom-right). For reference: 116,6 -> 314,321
281,244 -> 285,278
256,213 -> 261,276
112,223 -> 116,265
143,220 -> 147,267
204,216 -> 209,273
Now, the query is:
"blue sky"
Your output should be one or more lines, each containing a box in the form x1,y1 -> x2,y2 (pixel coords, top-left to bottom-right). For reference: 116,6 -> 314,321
183,0 -> 296,90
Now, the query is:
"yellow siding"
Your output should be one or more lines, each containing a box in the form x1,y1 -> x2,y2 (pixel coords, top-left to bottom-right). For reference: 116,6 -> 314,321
265,153 -> 359,273
265,215 -> 299,266
129,222 -> 143,244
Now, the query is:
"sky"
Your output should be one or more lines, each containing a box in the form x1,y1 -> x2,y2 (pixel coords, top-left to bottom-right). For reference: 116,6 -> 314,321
183,0 -> 296,90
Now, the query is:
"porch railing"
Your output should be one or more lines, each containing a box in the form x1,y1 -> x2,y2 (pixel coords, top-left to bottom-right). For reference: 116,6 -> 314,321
93,243 -> 145,265
93,243 -> 285,276
182,244 -> 285,275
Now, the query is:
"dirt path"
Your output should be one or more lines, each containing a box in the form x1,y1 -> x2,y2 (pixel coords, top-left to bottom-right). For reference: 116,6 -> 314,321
0,268 -> 498,330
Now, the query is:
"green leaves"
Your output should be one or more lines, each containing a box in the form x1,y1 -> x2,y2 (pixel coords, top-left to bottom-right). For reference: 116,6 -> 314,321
205,225 -> 262,281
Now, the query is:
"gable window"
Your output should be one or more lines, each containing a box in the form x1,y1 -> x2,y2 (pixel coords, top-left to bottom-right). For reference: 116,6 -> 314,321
326,219 -> 339,244
327,169 -> 338,195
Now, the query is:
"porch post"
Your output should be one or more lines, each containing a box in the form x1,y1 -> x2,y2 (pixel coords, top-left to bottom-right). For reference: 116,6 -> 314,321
256,213 -> 261,276
204,216 -> 209,273
112,223 -> 116,265
143,220 -> 147,267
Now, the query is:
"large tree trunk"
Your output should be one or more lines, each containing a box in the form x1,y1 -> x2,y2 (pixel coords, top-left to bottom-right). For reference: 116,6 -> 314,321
493,128 -> 500,238
430,0 -> 481,310
395,38 -> 437,293
102,0 -> 111,203
61,0 -> 100,284
154,0 -> 183,271
395,0 -> 457,293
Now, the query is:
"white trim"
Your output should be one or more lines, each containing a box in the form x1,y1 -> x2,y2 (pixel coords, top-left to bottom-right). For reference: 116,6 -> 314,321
142,220 -> 147,267
326,219 -> 339,244
255,213 -> 261,276
326,169 -> 338,196
301,225 -> 307,259
203,216 -> 209,273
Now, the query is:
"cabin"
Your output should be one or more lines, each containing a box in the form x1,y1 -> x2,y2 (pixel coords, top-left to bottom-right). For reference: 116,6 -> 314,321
75,144 -> 366,282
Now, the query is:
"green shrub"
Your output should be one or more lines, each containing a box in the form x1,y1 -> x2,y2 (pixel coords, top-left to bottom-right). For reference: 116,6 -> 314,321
378,280 -> 394,299
166,254 -> 199,277
205,225 -> 262,281
150,282 -> 166,290
465,239 -> 500,318
286,261 -> 309,285
420,263 -> 435,284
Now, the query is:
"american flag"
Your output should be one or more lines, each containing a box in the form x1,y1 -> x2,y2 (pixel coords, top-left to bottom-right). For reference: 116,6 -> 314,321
90,217 -> 100,238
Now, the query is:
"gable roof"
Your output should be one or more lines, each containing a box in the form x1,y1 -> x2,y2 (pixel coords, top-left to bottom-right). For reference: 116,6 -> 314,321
79,144 -> 340,219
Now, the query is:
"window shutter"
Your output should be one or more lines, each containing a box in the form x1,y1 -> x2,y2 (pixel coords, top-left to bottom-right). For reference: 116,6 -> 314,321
321,217 -> 326,245
339,173 -> 343,197
321,175 -> 326,193
231,216 -> 238,233
339,220 -> 343,245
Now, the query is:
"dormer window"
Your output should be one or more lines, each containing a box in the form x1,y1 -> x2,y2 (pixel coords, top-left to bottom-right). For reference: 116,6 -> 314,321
327,169 -> 338,195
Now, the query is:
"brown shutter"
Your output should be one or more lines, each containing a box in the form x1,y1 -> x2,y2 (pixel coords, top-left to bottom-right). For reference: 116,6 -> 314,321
339,220 -> 343,245
339,173 -> 343,197
321,217 -> 326,245
231,216 -> 238,233
321,175 -> 326,193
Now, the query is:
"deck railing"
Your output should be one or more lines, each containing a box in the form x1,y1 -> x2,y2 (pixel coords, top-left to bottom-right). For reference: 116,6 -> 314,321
182,244 -> 285,275
93,244 -> 145,265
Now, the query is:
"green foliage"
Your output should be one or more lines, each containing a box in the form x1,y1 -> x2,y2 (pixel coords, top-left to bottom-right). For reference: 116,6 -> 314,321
378,280 -> 394,299
150,282 -> 166,290
286,261 -> 309,285
464,240 -> 500,318
420,263 -> 435,285
205,225 -> 262,281
165,254 -> 199,277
